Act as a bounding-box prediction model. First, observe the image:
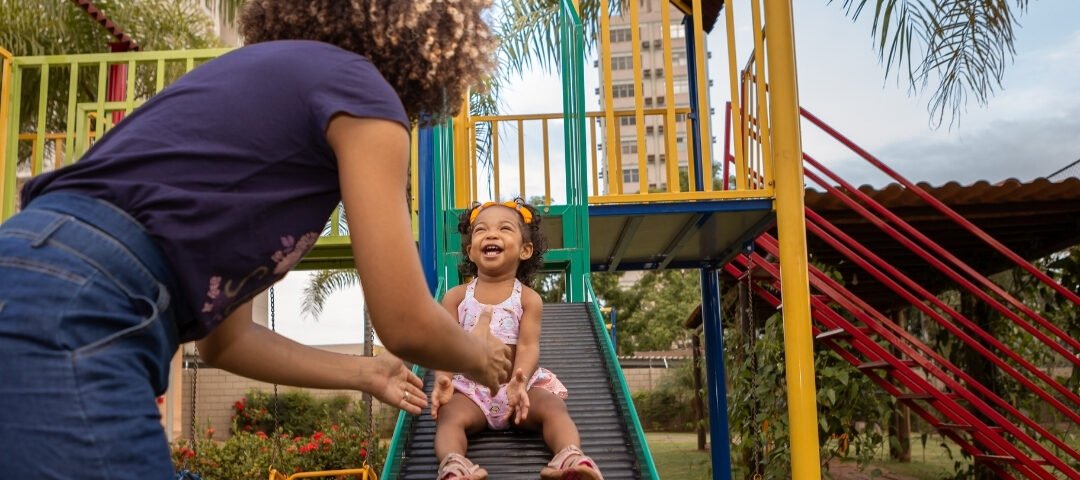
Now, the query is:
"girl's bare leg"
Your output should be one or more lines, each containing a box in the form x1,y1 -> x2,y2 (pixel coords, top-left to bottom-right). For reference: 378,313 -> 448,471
518,388 -> 580,451
434,393 -> 488,461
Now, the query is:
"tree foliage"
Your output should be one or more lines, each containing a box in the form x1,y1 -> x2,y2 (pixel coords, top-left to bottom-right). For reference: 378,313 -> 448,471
833,0 -> 1031,127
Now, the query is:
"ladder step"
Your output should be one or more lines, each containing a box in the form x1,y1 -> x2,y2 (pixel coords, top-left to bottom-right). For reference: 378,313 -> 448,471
815,327 -> 873,341
897,392 -> 936,401
858,359 -> 916,370
936,423 -> 975,431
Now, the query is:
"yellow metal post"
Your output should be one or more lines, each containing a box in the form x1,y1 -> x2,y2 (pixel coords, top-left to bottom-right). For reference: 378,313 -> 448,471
764,1 -> 821,479
0,47 -> 12,216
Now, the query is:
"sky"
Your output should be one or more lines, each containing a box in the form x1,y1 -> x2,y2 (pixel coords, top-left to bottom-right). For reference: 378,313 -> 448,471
273,1 -> 1080,346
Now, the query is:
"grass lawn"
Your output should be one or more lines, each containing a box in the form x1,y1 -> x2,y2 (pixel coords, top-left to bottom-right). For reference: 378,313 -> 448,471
646,432 -> 712,480
646,432 -> 968,479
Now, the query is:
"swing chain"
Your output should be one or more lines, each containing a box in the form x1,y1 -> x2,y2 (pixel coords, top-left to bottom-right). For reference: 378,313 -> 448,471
189,345 -> 199,448
270,286 -> 280,469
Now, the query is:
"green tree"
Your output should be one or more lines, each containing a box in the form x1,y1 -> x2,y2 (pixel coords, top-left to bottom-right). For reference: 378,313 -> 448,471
592,269 -> 701,355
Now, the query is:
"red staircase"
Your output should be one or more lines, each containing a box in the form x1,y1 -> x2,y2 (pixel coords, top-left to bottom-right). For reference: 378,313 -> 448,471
721,107 -> 1080,479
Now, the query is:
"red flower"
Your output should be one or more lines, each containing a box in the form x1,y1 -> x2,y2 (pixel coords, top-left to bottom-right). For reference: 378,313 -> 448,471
322,437 -> 332,445
312,431 -> 324,441
256,431 -> 268,440
330,424 -> 340,432
205,427 -> 215,438
299,443 -> 318,454
359,448 -> 368,459
234,400 -> 245,411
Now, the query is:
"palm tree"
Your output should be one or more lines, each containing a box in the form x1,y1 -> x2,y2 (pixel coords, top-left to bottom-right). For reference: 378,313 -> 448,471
498,0 -> 1030,127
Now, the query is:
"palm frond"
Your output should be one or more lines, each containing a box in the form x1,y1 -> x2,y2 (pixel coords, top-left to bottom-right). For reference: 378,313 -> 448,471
836,0 -> 1029,127
496,0 -> 619,77
301,269 -> 360,320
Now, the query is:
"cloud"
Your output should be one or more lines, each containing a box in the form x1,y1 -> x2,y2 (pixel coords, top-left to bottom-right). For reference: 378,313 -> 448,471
831,103 -> 1080,186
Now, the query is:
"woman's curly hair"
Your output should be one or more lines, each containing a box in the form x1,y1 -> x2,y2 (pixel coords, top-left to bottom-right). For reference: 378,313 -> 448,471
239,0 -> 496,125
458,200 -> 546,284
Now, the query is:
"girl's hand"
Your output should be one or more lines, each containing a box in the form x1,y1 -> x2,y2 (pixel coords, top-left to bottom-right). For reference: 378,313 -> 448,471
369,352 -> 427,415
430,375 -> 455,420
465,306 -> 512,391
505,368 -> 530,425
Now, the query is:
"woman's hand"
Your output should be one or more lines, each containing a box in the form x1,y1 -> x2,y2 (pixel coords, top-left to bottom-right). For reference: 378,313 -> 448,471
366,352 -> 427,415
505,368 -> 530,426
463,306 -> 512,391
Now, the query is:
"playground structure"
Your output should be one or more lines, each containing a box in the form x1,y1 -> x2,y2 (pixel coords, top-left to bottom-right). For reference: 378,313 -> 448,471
2,0 -> 1079,479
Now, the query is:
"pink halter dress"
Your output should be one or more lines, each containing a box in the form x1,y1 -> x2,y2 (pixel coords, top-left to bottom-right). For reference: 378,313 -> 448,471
451,278 -> 568,430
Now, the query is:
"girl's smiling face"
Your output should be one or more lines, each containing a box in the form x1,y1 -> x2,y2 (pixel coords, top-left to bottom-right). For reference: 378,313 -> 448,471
467,206 -> 534,278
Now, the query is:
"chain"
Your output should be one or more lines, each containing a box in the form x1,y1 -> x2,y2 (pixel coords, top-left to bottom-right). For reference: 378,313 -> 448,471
189,346 -> 198,449
270,287 -> 280,468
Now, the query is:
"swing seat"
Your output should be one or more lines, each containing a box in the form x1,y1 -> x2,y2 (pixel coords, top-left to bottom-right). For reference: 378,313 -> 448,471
268,465 -> 375,480
175,470 -> 203,480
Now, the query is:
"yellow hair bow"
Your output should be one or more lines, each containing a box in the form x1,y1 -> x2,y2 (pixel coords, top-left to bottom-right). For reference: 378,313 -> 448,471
468,200 -> 534,225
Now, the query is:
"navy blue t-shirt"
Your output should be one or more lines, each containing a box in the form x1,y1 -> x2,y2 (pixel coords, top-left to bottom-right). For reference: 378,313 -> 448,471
22,41 -> 409,342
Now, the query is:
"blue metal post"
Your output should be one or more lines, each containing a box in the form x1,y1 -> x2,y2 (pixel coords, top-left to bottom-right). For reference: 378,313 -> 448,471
701,268 -> 733,480
684,17 -> 707,192
417,127 -> 438,296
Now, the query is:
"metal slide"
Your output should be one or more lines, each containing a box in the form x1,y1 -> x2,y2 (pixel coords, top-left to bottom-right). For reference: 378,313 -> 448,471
382,303 -> 656,479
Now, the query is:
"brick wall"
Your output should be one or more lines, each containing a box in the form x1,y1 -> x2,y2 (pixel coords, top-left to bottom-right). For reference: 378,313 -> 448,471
173,357 -> 686,441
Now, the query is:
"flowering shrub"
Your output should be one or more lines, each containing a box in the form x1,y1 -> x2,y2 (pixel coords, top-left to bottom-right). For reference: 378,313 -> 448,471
232,390 -> 361,437
173,394 -> 385,479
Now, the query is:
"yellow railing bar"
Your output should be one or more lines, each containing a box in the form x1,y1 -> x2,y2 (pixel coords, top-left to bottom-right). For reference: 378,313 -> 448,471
0,47 -> 12,210
628,0 -> 647,193
589,117 -> 599,196
269,466 -> 374,480
94,62 -> 107,142
472,108 -> 691,123
517,119 -> 525,198
124,59 -> 137,115
542,118 -> 551,205
492,121 -> 500,200
33,65 -> 49,177
749,0 -> 773,189
660,0 -> 679,193
410,126 -> 419,216
724,0 -> 747,190
469,123 -> 478,202
155,58 -> 166,94
685,114 -> 696,189
763,0 -> 821,478
691,0 -> 713,190
598,0 -> 618,196
589,188 -> 772,204
64,62 -> 79,166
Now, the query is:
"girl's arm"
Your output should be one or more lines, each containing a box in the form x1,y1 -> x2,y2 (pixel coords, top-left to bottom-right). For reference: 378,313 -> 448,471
512,287 -> 544,379
196,301 -> 427,414
327,116 -> 510,391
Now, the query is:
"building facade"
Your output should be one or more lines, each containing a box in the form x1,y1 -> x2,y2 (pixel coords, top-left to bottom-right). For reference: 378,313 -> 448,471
596,0 -> 694,194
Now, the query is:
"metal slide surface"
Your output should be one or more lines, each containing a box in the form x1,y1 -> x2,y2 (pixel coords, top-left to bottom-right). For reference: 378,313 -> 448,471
391,303 -> 646,479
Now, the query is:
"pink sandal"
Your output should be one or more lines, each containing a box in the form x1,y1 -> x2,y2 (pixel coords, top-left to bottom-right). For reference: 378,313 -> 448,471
437,453 -> 488,480
540,445 -> 604,480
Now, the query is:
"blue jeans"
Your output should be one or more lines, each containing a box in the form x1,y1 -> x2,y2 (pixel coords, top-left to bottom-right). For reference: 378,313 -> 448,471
0,193 -> 180,479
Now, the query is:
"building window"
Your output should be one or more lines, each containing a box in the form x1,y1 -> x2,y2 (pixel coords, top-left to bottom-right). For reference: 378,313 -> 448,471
672,51 -> 687,66
619,116 -> 636,126
622,168 -> 640,183
644,97 -> 653,106
676,113 -> 687,122
610,55 -> 633,70
670,25 -> 686,39
676,135 -> 686,145
610,28 -> 632,43
673,77 -> 690,94
621,140 -> 637,154
656,96 -> 665,106
612,83 -> 635,98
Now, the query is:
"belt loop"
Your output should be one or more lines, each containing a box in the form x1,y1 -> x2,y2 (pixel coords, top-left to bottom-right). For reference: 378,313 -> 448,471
30,215 -> 70,248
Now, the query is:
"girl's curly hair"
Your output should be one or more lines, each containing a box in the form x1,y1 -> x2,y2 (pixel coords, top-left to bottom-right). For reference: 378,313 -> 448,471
458,200 -> 546,283
239,0 -> 496,125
